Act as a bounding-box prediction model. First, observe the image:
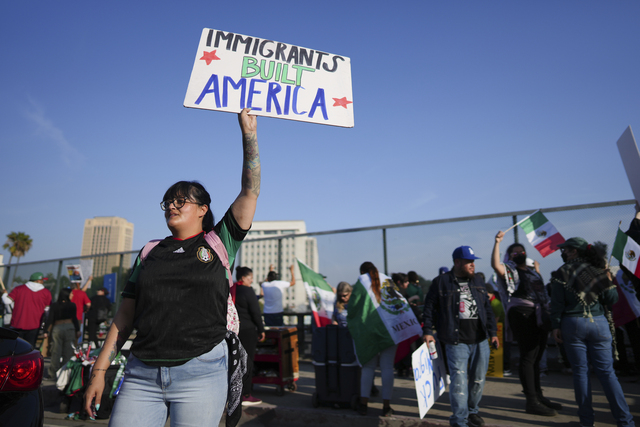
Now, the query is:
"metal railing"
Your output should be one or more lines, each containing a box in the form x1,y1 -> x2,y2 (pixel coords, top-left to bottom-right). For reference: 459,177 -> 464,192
2,199 -> 636,314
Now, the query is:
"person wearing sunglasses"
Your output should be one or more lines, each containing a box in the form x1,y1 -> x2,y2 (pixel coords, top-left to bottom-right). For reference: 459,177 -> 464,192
84,108 -> 259,427
492,231 -> 559,417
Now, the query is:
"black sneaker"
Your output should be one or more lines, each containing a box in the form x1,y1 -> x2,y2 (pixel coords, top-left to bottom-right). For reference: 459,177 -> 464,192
468,413 -> 485,426
526,401 -> 557,417
382,406 -> 394,417
538,395 -> 562,411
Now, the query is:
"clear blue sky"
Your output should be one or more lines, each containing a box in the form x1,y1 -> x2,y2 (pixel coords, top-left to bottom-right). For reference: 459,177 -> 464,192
1,1 -> 639,264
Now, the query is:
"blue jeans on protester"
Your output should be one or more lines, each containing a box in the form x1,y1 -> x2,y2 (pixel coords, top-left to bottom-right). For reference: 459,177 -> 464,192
561,315 -> 634,427
445,341 -> 490,427
108,340 -> 228,427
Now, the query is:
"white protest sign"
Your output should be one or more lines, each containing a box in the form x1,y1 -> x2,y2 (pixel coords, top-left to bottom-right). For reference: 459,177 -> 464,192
184,29 -> 354,128
412,342 -> 449,418
616,126 -> 640,205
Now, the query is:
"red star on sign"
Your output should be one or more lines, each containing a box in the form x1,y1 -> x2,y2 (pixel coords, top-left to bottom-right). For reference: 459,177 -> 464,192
200,50 -> 221,65
332,97 -> 353,109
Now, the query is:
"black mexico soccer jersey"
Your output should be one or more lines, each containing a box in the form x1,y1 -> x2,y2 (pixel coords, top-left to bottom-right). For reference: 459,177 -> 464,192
123,208 -> 247,366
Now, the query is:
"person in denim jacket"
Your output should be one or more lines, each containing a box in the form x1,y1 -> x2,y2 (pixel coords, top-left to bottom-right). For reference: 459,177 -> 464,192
422,246 -> 499,427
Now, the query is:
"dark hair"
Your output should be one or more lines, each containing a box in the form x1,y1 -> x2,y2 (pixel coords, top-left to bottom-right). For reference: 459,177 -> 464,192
506,242 -> 525,257
267,271 -> 279,281
235,266 -> 253,281
578,241 -> 608,269
163,181 -> 214,232
407,271 -> 419,283
58,287 -> 72,303
360,261 -> 381,303
391,273 -> 408,285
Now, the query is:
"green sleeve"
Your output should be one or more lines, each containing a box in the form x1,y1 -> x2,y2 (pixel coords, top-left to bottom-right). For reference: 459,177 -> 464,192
214,208 -> 249,267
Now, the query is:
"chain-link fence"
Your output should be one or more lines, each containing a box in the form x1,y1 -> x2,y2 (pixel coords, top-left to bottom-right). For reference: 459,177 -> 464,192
2,199 -> 636,307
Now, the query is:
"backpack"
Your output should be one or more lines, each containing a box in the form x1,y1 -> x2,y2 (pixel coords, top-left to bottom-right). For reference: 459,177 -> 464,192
140,231 -> 240,334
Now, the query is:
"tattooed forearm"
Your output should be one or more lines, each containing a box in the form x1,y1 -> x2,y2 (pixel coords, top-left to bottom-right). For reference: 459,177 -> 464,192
107,328 -> 132,362
242,132 -> 260,196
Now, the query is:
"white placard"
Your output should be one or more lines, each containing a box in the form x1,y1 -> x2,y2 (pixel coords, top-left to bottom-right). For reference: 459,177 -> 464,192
616,126 -> 640,205
184,29 -> 354,128
412,342 -> 449,418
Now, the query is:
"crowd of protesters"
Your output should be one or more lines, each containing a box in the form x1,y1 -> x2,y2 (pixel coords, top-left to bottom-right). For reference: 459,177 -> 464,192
1,195 -> 638,426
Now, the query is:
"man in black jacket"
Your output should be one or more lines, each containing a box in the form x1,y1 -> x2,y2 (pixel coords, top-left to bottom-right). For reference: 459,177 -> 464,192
423,246 -> 499,427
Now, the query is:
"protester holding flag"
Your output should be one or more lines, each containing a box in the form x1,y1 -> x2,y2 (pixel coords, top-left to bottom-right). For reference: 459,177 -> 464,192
348,262 -> 421,417
550,238 -> 634,427
611,204 -> 640,377
491,231 -> 559,416
422,246 -> 498,427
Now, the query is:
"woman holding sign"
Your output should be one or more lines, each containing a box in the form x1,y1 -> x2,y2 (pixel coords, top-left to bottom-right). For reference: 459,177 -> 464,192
84,109 -> 260,427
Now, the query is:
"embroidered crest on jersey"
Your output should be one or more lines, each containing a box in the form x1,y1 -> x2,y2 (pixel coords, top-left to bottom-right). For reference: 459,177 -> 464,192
196,246 -> 213,263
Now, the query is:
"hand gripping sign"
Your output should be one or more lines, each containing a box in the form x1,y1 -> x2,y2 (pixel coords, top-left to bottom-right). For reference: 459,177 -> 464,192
184,29 -> 354,128
412,342 -> 449,418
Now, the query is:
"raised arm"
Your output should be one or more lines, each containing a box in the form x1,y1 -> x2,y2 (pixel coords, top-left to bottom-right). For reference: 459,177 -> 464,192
231,108 -> 260,231
289,265 -> 296,287
491,231 -> 506,277
81,276 -> 93,292
84,298 -> 135,417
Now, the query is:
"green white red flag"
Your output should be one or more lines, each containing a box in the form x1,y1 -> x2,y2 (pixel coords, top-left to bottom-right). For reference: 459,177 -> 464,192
297,259 -> 335,327
518,211 -> 565,257
612,269 -> 640,327
612,228 -> 640,279
346,272 -> 422,365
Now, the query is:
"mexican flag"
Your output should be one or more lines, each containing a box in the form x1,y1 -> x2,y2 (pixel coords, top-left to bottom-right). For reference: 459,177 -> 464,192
347,272 -> 422,365
612,269 -> 640,327
612,228 -> 640,278
297,259 -> 335,327
519,211 -> 565,257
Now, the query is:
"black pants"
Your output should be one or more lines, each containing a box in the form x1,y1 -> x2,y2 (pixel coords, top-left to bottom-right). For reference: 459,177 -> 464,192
508,305 -> 548,400
15,328 -> 39,349
238,327 -> 259,397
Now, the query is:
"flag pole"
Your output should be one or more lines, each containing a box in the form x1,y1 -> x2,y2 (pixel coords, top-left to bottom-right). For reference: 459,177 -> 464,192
0,276 -> 5,293
503,210 -> 540,233
609,221 -> 623,268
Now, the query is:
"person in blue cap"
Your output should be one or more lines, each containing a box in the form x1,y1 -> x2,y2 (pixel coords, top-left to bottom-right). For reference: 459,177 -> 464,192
422,246 -> 498,427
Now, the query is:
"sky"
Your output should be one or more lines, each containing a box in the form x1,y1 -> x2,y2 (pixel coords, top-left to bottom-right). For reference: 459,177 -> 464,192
1,1 -> 639,266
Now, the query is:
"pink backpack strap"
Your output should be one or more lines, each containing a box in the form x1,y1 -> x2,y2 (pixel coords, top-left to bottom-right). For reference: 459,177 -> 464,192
141,239 -> 163,264
204,231 -> 239,334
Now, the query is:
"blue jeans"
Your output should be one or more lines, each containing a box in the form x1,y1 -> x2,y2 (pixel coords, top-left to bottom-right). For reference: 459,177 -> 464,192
109,340 -> 228,427
445,341 -> 490,427
561,316 -> 634,427
360,344 -> 397,400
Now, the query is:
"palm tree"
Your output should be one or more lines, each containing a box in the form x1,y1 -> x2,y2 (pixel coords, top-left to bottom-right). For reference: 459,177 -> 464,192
3,232 -> 33,285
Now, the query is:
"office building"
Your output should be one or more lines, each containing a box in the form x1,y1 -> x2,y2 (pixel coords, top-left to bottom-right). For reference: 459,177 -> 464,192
81,217 -> 134,277
237,220 -> 319,312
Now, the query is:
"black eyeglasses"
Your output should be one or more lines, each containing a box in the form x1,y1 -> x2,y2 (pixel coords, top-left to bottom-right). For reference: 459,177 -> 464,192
160,198 -> 199,211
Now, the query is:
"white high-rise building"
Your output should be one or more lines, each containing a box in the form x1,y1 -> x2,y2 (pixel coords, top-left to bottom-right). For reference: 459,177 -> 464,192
237,220 -> 319,312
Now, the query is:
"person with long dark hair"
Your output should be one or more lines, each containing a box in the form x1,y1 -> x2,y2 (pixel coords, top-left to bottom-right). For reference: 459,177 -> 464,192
491,231 -> 560,416
83,109 -> 260,427
550,238 -> 634,427
350,262 -> 398,417
43,287 -> 80,379
235,266 -> 265,406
